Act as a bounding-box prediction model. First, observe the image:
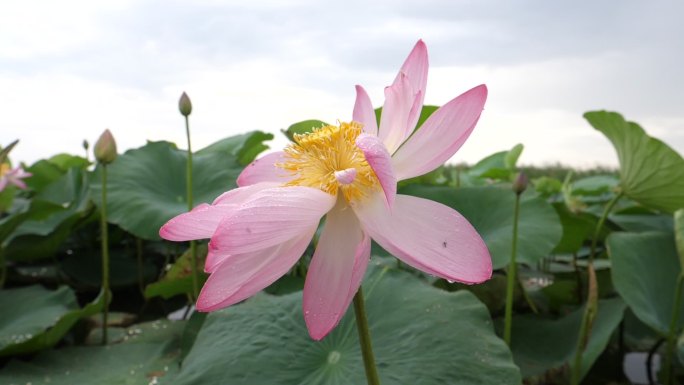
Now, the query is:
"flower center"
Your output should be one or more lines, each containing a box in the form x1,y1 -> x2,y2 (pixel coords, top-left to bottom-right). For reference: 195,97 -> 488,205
278,121 -> 378,202
0,163 -> 9,177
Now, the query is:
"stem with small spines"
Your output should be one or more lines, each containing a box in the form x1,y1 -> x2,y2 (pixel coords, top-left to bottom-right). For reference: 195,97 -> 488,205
504,192 -> 521,345
100,165 -> 110,345
570,191 -> 622,385
353,288 -> 381,385
185,115 -> 199,300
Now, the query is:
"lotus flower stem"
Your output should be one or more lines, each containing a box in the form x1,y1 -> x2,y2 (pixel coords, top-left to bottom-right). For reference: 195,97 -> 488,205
184,114 -> 200,300
570,191 -> 622,384
136,238 -> 144,295
353,288 -> 381,385
100,164 -> 110,344
0,250 -> 6,288
503,192 -> 521,346
663,273 -> 684,385
588,192 -> 623,264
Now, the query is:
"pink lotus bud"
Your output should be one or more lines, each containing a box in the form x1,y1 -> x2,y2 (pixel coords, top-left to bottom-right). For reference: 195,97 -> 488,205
512,172 -> 529,195
94,129 -> 118,165
179,92 -> 192,117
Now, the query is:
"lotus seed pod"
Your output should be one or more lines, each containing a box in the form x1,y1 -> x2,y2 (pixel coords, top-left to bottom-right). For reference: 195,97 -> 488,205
94,129 -> 118,165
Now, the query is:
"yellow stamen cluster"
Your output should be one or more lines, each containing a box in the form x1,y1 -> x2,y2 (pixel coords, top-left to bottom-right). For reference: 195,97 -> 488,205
279,122 -> 378,202
0,163 -> 9,177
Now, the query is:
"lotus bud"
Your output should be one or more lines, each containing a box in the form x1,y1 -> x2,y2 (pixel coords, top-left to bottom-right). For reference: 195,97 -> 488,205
83,139 -> 89,152
512,172 -> 529,195
94,129 -> 117,165
179,92 -> 192,117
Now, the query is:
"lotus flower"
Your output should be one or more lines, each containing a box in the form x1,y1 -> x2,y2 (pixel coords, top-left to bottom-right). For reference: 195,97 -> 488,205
0,164 -> 31,192
160,40 -> 492,340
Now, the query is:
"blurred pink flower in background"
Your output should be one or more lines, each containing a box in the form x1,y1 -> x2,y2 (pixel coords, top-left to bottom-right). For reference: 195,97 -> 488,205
0,165 -> 32,192
160,40 -> 492,340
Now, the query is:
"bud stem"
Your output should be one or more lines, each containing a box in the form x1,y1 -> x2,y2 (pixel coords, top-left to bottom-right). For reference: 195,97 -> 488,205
503,192 -> 521,346
185,116 -> 199,300
570,191 -> 623,384
100,164 -> 110,345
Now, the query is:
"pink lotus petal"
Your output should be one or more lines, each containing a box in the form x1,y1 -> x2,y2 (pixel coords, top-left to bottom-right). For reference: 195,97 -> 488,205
210,186 -> 335,254
353,85 -> 378,136
394,39 -> 428,118
353,192 -> 492,284
204,243 -> 230,273
406,89 -> 423,137
236,152 -> 293,187
303,200 -> 370,340
160,183 -> 276,241
378,74 -> 416,153
10,178 -> 27,190
196,227 -> 315,312
159,203 -> 236,241
392,84 -> 487,181
355,133 -> 396,209
212,182 -> 278,205
1,166 -> 32,191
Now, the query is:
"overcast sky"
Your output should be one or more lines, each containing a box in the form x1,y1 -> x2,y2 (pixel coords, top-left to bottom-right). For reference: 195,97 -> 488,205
1,0 -> 683,168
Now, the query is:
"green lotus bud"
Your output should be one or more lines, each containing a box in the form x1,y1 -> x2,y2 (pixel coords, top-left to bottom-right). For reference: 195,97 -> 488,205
94,129 -> 117,165
83,139 -> 89,151
512,172 -> 529,195
179,92 -> 192,117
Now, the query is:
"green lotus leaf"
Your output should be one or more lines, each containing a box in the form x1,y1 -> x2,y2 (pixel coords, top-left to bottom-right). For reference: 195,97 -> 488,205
174,264 -> 521,385
282,119 -> 328,141
91,132 -> 272,240
0,320 -> 183,384
0,286 -> 105,357
510,298 -> 625,380
607,231 -> 684,335
401,185 -> 562,269
468,144 -> 524,180
2,167 -> 92,262
585,111 -> 684,213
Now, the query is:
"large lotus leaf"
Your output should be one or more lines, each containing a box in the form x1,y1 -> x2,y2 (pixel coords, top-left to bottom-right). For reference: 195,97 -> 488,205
282,119 -> 328,141
468,144 -> 524,180
551,203 -> 596,254
510,298 -> 626,380
610,206 -> 674,233
0,320 -> 183,384
401,185 -> 562,269
585,111 -> 684,213
91,132 -> 272,240
196,131 -> 273,165
2,168 -> 92,261
48,153 -> 90,171
174,265 -> 521,385
571,175 -> 619,196
24,159 -> 63,191
607,231 -> 684,335
0,285 -> 104,357
0,185 -> 14,212
0,199 -> 62,244
145,244 -> 208,299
